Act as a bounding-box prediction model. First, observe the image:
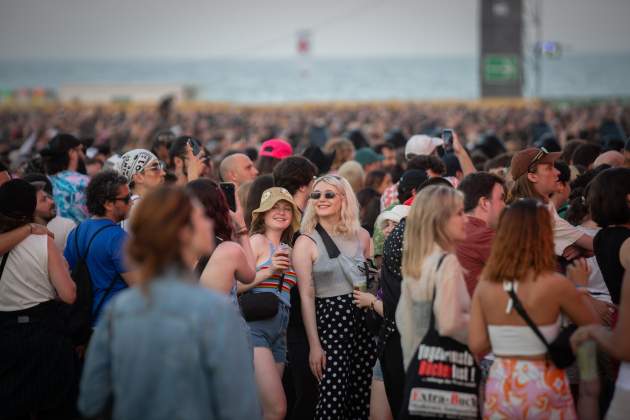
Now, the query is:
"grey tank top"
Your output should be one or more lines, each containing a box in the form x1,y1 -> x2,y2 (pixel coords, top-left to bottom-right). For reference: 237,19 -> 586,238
307,229 -> 366,298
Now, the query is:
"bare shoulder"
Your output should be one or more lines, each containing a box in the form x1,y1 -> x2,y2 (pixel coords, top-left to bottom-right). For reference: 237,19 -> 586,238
249,233 -> 266,245
213,241 -> 245,259
294,233 -> 317,258
540,271 -> 573,289
357,227 -> 371,248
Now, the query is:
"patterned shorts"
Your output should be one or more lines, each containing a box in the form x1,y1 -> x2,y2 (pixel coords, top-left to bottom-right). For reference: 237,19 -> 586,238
483,357 -> 577,420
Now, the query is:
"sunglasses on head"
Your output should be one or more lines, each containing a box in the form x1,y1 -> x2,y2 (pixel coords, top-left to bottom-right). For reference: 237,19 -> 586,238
310,191 -> 337,200
527,147 -> 549,173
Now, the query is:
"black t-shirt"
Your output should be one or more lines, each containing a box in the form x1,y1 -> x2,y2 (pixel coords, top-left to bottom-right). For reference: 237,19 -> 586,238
594,226 -> 630,305
381,218 -> 406,321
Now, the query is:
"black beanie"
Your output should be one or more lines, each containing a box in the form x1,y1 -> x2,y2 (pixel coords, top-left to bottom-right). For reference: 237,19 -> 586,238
0,179 -> 37,219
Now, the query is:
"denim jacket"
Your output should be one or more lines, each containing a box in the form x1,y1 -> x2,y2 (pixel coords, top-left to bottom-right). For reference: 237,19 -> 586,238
78,270 -> 260,420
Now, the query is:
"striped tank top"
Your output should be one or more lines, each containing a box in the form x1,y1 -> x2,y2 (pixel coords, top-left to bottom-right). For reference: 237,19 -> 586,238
250,241 -> 297,307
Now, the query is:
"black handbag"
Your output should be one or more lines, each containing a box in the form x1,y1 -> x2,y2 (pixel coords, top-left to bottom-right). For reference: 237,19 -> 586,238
400,256 -> 480,419
239,273 -> 285,322
505,286 -> 577,369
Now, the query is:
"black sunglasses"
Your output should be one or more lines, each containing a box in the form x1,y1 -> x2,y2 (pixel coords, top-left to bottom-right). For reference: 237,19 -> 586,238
112,194 -> 132,204
310,191 -> 337,200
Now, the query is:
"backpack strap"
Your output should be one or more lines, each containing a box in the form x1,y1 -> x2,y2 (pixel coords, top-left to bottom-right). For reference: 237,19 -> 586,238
75,222 -> 117,261
315,223 -> 341,259
93,273 -> 123,320
74,222 -> 122,319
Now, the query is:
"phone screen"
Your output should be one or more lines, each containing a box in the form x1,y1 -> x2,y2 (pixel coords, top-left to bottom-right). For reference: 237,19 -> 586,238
219,182 -> 237,212
442,129 -> 454,152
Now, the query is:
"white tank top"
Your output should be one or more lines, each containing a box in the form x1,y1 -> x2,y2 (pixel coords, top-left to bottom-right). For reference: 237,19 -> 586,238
488,281 -> 561,356
488,318 -> 561,356
617,363 -> 630,390
0,234 -> 55,311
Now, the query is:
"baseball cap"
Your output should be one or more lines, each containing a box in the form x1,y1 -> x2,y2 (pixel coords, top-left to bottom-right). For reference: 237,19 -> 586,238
397,170 -> 429,196
510,147 -> 562,180
40,133 -> 81,157
354,148 -> 384,167
117,149 -> 159,182
252,187 -> 301,232
259,139 -> 293,160
405,135 -> 443,159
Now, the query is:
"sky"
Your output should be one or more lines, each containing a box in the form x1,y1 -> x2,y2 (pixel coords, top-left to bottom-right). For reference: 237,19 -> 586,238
1,0 -> 629,60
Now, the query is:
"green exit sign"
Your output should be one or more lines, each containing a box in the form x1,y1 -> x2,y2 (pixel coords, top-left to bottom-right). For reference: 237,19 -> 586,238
483,55 -> 520,83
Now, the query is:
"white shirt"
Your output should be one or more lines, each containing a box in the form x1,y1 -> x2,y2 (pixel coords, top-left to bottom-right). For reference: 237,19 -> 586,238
47,215 -> 76,252
548,203 -> 586,256
0,234 -> 55,311
577,225 -> 612,303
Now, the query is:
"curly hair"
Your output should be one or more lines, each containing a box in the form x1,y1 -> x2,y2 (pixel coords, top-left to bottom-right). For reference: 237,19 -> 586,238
86,171 -> 128,216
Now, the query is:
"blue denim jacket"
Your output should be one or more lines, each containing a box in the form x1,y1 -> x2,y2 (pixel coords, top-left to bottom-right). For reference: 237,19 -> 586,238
78,271 -> 260,420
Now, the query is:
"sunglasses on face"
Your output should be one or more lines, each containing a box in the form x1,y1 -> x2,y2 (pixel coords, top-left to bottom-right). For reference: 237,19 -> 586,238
310,191 -> 337,200
143,161 -> 166,173
112,194 -> 132,204
527,147 -> 549,173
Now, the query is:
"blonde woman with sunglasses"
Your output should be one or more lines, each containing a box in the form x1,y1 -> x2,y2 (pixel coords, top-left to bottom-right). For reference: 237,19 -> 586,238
293,175 -> 376,420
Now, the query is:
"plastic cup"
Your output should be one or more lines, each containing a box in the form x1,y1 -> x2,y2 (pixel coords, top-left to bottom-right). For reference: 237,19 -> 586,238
577,340 -> 598,381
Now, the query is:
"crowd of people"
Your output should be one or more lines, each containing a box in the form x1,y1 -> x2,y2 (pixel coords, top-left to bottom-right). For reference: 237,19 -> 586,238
0,99 -> 630,420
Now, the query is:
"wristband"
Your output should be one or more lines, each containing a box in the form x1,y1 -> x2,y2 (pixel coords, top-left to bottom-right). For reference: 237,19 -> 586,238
236,226 -> 249,236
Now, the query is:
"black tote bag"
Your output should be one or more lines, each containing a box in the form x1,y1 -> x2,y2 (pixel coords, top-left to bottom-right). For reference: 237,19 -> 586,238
399,259 -> 480,419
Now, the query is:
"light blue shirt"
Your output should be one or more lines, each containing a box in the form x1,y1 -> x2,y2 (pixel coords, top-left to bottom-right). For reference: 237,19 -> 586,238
78,270 -> 260,420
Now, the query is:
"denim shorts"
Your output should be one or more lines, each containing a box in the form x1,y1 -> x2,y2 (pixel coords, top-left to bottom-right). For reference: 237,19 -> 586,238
372,358 -> 384,381
247,299 -> 290,363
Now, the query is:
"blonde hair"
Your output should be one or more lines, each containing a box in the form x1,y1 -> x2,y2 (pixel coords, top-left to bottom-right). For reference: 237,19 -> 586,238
402,185 -> 463,279
301,175 -> 361,237
326,138 -> 355,171
337,161 -> 365,193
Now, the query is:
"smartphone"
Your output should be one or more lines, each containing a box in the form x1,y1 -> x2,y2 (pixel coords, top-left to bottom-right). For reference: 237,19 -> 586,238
442,129 -> 454,153
219,182 -> 237,212
187,138 -> 201,156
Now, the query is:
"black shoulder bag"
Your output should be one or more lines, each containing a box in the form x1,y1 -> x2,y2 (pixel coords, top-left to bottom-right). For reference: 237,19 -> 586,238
239,258 -> 286,322
505,286 -> 576,369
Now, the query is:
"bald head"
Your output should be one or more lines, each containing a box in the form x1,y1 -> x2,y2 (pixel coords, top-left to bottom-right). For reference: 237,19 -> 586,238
594,150 -> 624,168
219,153 -> 259,187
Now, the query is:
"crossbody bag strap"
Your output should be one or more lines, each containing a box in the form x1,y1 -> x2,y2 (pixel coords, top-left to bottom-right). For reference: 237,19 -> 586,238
315,223 -> 341,259
0,251 -> 9,281
505,288 -> 551,350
